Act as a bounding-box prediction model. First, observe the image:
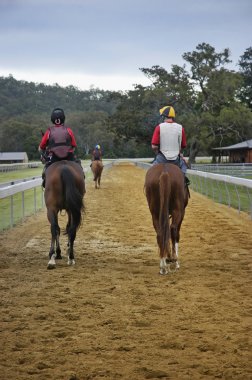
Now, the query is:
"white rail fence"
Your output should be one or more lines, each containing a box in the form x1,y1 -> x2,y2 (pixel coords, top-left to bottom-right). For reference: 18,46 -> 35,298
0,162 -> 115,231
0,178 -> 44,230
191,163 -> 252,178
0,162 -> 42,172
187,169 -> 252,217
1,161 -> 252,231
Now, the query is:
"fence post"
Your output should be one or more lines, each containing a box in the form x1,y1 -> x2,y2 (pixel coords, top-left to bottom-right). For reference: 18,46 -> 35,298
10,195 -> 14,227
22,191 -> 25,219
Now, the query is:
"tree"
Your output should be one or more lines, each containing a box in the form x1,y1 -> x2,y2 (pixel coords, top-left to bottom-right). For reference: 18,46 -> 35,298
183,43 -> 231,107
181,43 -> 247,163
238,47 -> 252,109
108,63 -> 196,150
1,44 -> 251,162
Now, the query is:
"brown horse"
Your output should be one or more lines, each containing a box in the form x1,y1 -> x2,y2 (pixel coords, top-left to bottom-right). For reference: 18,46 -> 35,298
91,160 -> 103,189
44,160 -> 85,269
145,163 -> 189,275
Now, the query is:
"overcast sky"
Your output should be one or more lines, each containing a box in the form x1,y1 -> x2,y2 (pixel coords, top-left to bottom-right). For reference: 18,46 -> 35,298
0,0 -> 251,91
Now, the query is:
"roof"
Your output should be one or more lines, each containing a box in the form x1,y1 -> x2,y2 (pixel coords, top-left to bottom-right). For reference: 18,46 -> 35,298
0,152 -> 28,160
212,139 -> 252,151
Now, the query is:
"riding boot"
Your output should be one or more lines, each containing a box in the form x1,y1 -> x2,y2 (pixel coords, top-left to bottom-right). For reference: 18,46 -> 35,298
42,166 -> 46,188
185,176 -> 190,187
42,162 -> 51,188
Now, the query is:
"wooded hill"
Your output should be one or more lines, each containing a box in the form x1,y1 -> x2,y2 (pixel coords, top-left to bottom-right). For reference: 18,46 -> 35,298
1,43 -> 251,162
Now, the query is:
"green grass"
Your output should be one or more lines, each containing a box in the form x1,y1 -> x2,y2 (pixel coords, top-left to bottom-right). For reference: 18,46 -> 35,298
0,186 -> 44,230
0,167 -> 43,183
188,175 -> 252,215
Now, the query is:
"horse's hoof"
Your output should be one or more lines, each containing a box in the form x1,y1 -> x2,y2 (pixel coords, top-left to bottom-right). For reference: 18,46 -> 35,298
159,268 -> 168,275
168,262 -> 179,273
47,254 -> 56,269
67,259 -> 76,266
47,263 -> 56,270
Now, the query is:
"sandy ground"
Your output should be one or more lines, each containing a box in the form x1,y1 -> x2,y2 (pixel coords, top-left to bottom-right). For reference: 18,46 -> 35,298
0,163 -> 251,380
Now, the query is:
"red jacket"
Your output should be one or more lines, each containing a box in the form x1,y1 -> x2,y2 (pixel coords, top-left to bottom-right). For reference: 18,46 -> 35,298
39,124 -> 77,152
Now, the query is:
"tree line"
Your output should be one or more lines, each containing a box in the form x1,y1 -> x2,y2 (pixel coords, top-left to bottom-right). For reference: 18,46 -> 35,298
0,42 -> 251,163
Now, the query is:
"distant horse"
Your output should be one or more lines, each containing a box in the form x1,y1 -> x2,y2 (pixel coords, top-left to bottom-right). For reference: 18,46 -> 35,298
91,160 -> 103,189
145,163 -> 189,275
44,160 -> 85,269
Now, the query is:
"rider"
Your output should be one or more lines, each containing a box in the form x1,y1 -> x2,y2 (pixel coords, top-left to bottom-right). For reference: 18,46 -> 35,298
38,108 -> 78,187
91,144 -> 102,162
151,105 -> 190,186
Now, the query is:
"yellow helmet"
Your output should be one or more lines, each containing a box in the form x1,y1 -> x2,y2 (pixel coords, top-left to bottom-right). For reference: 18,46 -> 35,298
159,106 -> 175,118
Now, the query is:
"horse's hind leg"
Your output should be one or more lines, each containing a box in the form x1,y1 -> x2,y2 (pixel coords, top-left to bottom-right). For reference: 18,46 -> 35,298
67,212 -> 76,266
55,226 -> 62,259
67,231 -> 76,265
47,210 -> 60,269
170,210 -> 184,270
151,212 -> 169,275
98,174 -> 101,188
170,223 -> 179,271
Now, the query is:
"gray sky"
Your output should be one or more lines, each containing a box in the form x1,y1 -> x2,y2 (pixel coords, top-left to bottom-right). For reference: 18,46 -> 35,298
0,0 -> 251,91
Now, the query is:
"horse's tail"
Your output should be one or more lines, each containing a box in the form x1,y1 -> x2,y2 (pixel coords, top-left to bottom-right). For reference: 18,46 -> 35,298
93,161 -> 103,181
61,166 -> 84,230
159,171 -> 171,256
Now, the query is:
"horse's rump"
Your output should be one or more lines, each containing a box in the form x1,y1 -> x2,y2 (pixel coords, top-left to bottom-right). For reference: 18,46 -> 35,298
145,163 -> 186,210
44,160 -> 85,269
91,160 -> 103,179
145,163 -> 188,274
45,161 -> 85,228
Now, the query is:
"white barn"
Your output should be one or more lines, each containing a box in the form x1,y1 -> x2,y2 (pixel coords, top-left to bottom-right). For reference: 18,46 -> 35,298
0,152 -> 28,164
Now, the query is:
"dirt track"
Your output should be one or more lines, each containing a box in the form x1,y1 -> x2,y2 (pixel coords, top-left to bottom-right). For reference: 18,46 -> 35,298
0,163 -> 251,380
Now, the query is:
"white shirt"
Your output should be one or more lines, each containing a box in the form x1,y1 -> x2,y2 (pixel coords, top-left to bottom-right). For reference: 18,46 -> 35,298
159,122 -> 182,160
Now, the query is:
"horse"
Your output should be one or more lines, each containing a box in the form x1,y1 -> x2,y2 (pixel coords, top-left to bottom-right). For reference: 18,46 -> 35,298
91,160 -> 103,189
44,160 -> 85,269
145,163 -> 189,275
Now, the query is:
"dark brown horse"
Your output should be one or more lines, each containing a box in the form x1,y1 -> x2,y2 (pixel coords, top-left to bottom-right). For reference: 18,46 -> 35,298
145,163 -> 189,275
44,160 -> 85,269
91,160 -> 103,189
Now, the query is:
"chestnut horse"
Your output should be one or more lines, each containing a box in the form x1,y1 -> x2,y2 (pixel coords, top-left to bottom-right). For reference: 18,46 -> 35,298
91,160 -> 103,189
145,163 -> 189,275
44,160 -> 85,269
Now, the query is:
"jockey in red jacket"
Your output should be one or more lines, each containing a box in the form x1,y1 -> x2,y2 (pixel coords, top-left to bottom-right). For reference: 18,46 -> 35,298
151,105 -> 190,186
38,108 -> 79,187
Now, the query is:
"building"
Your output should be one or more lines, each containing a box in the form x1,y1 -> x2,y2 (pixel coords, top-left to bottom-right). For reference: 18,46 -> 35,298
0,152 -> 28,164
212,139 -> 252,163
